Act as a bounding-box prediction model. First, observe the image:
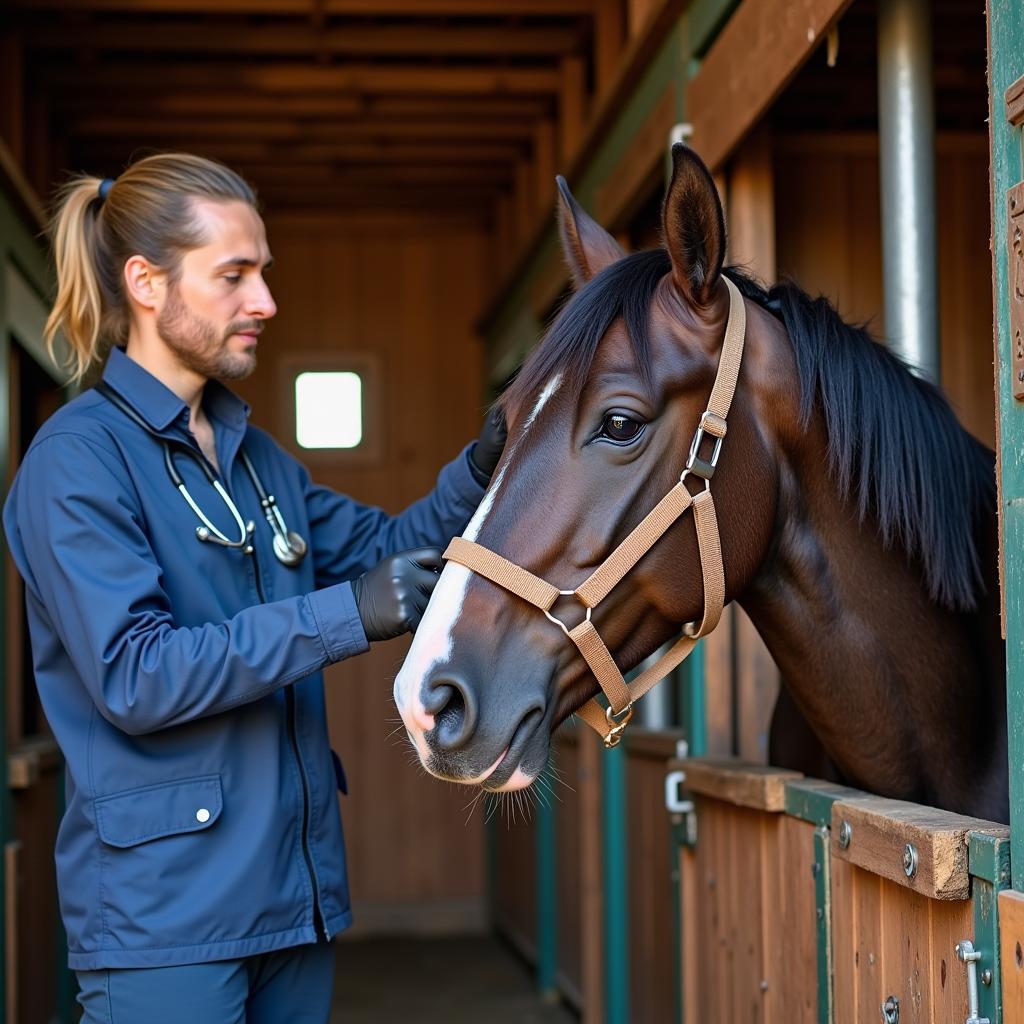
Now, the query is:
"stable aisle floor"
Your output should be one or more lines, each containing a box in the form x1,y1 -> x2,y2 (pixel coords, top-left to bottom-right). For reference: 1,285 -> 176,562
330,935 -> 578,1023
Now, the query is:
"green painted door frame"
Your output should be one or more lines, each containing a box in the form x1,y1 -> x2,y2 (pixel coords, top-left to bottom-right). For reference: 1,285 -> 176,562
988,0 -> 1024,894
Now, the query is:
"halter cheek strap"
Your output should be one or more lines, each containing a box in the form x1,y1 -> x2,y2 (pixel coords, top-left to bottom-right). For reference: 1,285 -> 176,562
444,276 -> 746,747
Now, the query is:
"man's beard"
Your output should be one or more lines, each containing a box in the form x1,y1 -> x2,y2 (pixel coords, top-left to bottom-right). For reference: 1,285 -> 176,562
156,284 -> 258,381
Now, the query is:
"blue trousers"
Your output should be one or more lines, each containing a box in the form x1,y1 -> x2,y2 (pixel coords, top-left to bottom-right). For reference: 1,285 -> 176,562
76,941 -> 336,1023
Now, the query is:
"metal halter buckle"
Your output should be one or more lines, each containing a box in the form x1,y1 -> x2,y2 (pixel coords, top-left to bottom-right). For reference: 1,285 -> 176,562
686,412 -> 724,481
603,702 -> 634,748
543,590 -> 592,637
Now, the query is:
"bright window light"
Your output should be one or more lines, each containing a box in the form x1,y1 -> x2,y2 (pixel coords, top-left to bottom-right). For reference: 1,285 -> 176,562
295,371 -> 363,449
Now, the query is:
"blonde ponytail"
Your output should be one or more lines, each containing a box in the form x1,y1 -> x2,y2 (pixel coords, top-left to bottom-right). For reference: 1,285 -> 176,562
45,176 -> 106,382
44,154 -> 257,382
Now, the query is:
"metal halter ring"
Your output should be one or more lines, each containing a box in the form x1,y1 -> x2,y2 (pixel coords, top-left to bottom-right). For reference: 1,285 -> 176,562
603,702 -> 634,748
543,589 -> 592,637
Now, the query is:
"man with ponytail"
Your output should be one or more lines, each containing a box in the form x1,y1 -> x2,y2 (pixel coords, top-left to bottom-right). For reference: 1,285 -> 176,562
2,153 -> 505,1022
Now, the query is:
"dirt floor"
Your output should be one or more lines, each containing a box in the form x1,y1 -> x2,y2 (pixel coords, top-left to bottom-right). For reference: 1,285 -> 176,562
330,935 -> 578,1023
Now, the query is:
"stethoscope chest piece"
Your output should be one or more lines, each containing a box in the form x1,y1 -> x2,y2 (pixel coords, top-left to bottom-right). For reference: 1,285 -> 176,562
273,530 -> 308,567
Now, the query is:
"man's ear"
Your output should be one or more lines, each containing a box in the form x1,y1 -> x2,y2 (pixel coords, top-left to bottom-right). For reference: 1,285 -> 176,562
661,143 -> 726,308
556,176 -> 627,288
123,255 -> 165,312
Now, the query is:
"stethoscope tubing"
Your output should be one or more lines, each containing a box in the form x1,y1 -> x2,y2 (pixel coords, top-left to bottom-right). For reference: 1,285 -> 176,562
95,382 -> 306,567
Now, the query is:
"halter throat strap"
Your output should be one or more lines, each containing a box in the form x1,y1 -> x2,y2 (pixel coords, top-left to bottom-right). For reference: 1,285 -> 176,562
443,276 -> 746,747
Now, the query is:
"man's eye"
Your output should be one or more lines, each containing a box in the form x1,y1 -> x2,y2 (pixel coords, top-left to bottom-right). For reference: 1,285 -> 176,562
600,413 -> 644,443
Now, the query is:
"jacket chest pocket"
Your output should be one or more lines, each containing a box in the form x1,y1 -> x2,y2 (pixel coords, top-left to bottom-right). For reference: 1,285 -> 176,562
94,775 -> 223,848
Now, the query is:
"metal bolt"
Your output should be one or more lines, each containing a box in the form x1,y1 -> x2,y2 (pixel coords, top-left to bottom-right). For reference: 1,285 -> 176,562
882,995 -> 899,1023
838,820 -> 852,849
811,862 -> 821,877
817,907 -> 824,921
759,979 -> 769,992
981,969 -> 992,986
903,843 -> 918,879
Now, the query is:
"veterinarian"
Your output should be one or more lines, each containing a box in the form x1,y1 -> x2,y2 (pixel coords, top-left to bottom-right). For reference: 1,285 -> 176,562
2,152 -> 504,1022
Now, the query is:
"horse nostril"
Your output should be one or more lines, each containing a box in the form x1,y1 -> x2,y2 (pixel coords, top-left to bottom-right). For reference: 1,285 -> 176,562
426,672 -> 478,751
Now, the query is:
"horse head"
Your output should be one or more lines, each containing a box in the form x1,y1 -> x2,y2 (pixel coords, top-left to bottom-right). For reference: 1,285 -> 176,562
393,144 -> 788,790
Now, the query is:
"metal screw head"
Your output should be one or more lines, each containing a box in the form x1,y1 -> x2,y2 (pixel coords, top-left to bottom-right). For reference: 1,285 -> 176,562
881,995 -> 900,1023
902,843 -> 918,879
838,820 -> 852,849
982,969 -> 993,986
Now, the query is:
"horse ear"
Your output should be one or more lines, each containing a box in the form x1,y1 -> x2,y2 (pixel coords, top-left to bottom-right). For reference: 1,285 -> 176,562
662,143 -> 726,308
556,175 -> 626,287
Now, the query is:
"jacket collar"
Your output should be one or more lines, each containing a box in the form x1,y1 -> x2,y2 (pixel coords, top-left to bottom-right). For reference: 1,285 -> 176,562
101,347 -> 250,434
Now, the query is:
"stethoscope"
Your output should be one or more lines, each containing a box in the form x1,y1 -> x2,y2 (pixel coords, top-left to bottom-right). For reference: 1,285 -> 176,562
96,382 -> 308,567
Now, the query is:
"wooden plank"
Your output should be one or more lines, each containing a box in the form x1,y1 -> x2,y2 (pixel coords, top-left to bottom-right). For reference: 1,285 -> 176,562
533,119 -> 557,213
28,22 -> 582,57
830,798 -> 1009,900
730,805 -> 766,1018
852,865 -> 885,1020
769,815 -> 818,1022
878,879 -> 930,1021
927,896 -> 973,1021
1007,73 -> 1024,127
687,0 -> 854,171
830,855 -> 856,1023
999,889 -> 1024,1019
680,844 -> 699,1023
682,757 -> 802,811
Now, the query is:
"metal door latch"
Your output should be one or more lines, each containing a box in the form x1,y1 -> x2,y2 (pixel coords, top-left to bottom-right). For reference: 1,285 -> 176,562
955,939 -> 990,1024
664,769 -> 697,846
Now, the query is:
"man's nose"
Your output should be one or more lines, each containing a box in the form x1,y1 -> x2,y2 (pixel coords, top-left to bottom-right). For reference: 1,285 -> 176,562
246,278 -> 277,320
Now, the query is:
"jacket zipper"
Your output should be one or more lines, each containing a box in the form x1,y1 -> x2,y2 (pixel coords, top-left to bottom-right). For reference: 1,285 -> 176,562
210,449 -> 329,943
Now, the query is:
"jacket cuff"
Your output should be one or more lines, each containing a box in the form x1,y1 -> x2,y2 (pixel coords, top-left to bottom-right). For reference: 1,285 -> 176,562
307,581 -> 370,662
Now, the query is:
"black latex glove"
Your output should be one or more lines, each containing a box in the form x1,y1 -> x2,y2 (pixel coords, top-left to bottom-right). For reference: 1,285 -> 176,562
468,405 -> 508,486
351,547 -> 443,642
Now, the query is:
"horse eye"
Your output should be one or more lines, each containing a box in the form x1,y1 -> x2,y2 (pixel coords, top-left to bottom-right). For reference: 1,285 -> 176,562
601,413 -> 644,443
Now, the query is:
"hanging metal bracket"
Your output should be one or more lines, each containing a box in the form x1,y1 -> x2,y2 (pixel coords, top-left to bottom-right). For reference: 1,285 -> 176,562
955,939 -> 990,1024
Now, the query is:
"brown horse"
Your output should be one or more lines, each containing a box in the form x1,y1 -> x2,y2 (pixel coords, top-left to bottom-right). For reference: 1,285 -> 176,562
393,144 -> 1006,822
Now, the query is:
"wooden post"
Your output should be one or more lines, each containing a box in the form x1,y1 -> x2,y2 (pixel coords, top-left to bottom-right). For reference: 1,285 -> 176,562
987,0 -> 1024,889
578,732 -> 604,1023
725,124 -> 781,764
533,119 -> 557,214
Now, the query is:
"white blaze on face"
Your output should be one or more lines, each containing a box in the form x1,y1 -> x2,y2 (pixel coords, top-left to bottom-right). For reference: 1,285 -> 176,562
394,375 -> 562,762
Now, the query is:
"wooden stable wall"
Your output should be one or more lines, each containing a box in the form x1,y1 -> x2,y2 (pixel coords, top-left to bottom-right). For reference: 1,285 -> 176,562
232,211 -> 490,934
675,759 -> 1009,1023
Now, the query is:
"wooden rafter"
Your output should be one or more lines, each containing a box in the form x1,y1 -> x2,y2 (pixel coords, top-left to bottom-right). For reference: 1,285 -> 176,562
25,22 -> 585,58
10,0 -> 596,14
36,62 -> 563,95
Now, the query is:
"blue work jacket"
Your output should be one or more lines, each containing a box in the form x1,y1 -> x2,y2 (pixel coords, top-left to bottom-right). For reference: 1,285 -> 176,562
2,347 -> 485,970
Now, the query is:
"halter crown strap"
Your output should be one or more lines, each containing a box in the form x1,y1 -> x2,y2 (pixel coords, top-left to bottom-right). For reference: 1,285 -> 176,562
443,277 -> 745,746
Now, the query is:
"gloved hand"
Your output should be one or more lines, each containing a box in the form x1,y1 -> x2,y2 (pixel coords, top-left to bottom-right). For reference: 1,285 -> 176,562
351,547 -> 443,642
469,405 -> 508,485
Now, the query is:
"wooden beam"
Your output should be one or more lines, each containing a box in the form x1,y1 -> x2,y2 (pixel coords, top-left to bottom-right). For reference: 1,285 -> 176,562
66,116 -> 537,143
76,138 -> 525,164
12,0 -> 596,14
27,22 -> 583,58
533,118 -> 557,210
687,0 -> 855,172
38,62 -> 563,96
48,91 -> 552,123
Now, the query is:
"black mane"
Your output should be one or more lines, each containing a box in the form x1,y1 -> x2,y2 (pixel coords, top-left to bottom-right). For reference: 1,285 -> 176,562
502,250 -> 995,612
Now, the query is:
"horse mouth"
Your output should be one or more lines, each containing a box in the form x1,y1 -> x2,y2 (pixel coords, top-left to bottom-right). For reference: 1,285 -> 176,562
479,706 -> 545,791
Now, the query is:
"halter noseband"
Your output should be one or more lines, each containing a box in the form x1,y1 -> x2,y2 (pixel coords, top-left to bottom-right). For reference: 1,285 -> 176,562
444,277 -> 746,748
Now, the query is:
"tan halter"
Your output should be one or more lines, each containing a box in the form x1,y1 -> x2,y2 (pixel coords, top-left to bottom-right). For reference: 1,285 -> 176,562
444,277 -> 746,747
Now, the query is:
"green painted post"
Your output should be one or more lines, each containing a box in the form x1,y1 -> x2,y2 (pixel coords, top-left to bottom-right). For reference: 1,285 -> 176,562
988,0 -> 1024,891
969,831 -> 1011,1022
602,742 -> 629,1024
535,773 -> 559,999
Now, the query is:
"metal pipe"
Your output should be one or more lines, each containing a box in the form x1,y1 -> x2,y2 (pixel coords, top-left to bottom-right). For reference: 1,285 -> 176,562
878,0 -> 939,382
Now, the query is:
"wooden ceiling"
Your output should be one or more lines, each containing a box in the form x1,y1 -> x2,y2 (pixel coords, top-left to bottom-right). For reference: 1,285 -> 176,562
6,0 -> 625,221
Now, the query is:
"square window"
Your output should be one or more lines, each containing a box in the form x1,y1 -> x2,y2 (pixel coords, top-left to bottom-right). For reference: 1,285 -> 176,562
295,371 -> 363,449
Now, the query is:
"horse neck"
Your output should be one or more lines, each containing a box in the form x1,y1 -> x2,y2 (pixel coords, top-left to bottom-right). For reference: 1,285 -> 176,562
737,427 -> 1006,819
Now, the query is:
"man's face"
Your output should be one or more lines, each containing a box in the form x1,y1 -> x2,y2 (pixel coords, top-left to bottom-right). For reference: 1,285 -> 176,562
156,199 -> 276,381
